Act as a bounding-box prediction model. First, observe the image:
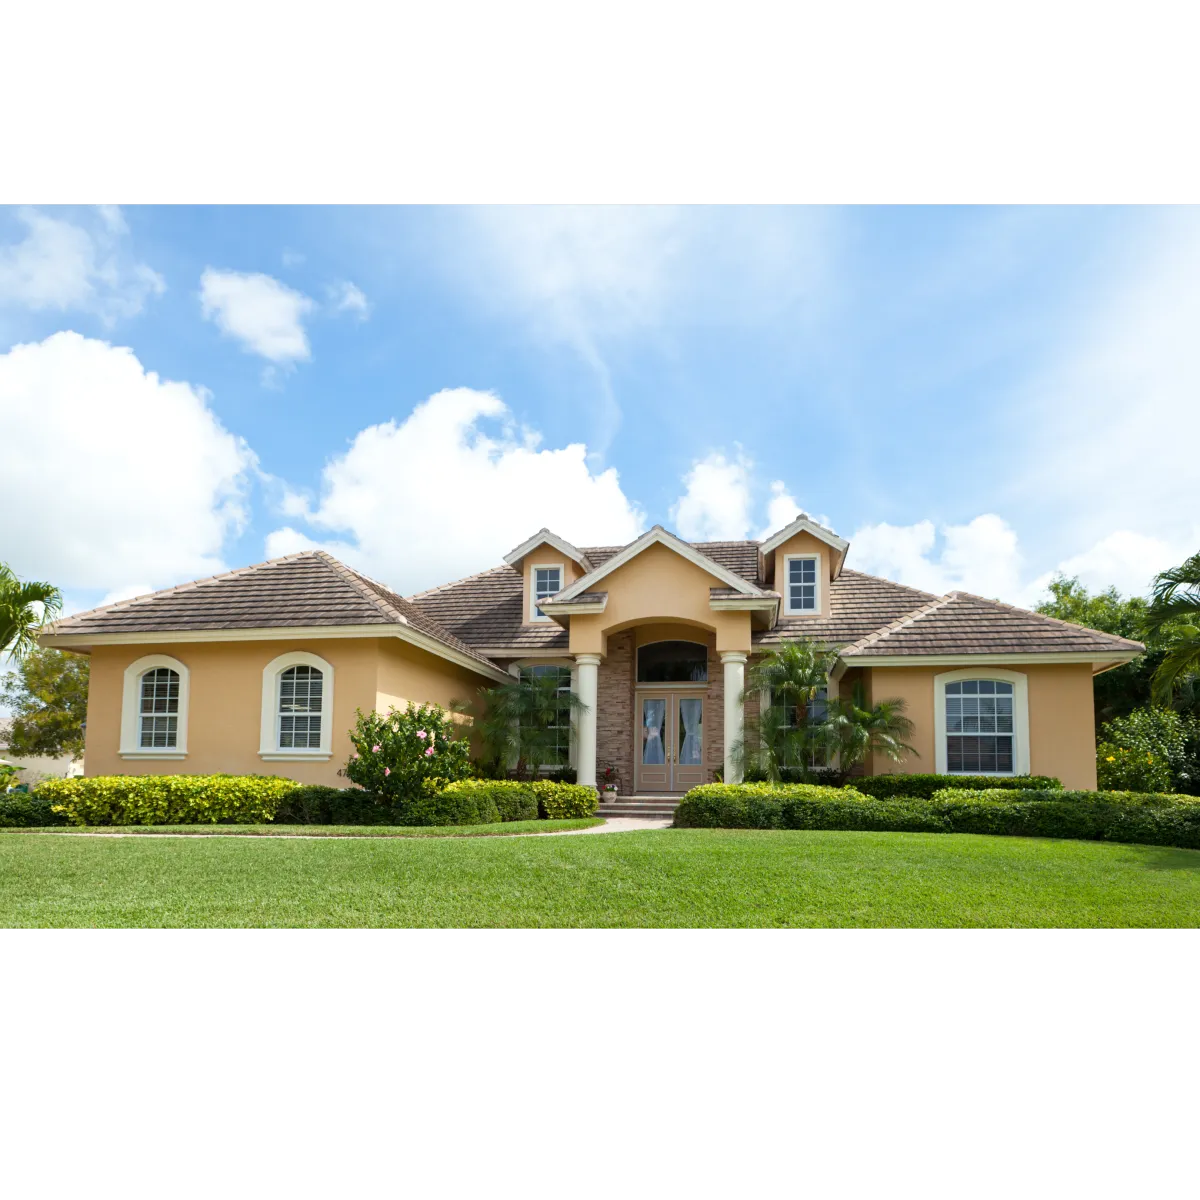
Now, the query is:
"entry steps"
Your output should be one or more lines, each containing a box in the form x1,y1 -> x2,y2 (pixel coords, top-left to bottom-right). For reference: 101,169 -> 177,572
596,794 -> 681,820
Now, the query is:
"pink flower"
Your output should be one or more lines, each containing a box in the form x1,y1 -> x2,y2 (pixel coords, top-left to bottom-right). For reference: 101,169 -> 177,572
424,745 -> 435,757
371,744 -> 381,753
384,767 -> 391,776
352,753 -> 359,760
416,730 -> 427,740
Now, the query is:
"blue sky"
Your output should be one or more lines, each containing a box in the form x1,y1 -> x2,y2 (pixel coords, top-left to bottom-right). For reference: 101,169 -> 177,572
2,204 -> 1198,619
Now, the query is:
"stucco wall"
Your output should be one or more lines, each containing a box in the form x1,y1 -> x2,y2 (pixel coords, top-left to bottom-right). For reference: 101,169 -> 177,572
84,636 -> 493,787
863,662 -> 1098,789
568,541 -> 752,656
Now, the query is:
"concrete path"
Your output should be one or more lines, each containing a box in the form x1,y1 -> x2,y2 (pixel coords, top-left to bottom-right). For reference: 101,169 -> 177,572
27,816 -> 674,841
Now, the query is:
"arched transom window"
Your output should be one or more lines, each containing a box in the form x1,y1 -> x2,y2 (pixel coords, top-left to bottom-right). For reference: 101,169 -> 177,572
278,665 -> 324,749
139,667 -> 180,748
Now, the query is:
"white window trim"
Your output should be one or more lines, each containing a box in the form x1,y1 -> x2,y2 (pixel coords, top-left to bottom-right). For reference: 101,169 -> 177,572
934,667 -> 1030,776
529,563 -> 564,622
259,651 -> 335,762
120,653 -> 190,760
783,554 -> 821,616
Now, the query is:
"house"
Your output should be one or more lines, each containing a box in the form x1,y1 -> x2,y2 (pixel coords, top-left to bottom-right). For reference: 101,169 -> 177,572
39,514 -> 1143,792
0,718 -> 83,786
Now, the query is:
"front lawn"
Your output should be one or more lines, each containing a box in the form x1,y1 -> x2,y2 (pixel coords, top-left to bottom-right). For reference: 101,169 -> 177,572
3,829 -> 1200,927
18,818 -> 602,838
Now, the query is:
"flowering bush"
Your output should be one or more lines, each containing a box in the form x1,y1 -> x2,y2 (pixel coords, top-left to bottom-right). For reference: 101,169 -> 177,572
1096,706 -> 1199,794
341,704 -> 472,808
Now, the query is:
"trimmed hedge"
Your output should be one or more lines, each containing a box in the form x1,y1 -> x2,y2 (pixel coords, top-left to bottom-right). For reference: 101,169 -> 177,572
273,786 -> 398,826
406,787 -> 501,827
850,773 -> 1062,800
0,791 -> 69,828
440,780 -> 539,823
37,774 -> 300,826
673,782 -> 1200,850
530,780 -> 599,820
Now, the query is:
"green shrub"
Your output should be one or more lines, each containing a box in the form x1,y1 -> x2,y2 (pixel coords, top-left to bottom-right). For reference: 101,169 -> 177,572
272,785 -> 397,825
851,773 -> 1062,800
1096,706 -> 1200,794
0,790 -> 69,827
674,782 -> 1200,850
405,787 -> 501,827
675,783 -> 879,830
342,703 -> 472,806
439,780 -> 539,822
530,780 -> 599,819
37,774 -> 299,826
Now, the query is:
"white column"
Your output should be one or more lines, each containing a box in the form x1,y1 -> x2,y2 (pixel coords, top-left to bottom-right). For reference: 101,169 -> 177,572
574,654 -> 600,788
721,652 -> 747,784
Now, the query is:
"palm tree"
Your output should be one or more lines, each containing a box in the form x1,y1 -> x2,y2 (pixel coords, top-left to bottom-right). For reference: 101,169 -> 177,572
0,564 -> 62,663
475,670 -> 588,779
736,640 -> 840,781
1144,551 -> 1200,704
824,680 -> 918,780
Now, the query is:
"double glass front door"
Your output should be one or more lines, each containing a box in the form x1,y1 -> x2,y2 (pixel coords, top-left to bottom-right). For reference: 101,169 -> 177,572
636,692 -> 705,793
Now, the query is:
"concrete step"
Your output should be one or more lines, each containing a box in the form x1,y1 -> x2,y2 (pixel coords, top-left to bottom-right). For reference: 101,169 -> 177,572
597,803 -> 679,818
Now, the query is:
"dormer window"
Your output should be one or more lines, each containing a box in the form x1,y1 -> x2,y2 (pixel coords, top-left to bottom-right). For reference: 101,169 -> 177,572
531,565 -> 563,621
784,555 -> 819,614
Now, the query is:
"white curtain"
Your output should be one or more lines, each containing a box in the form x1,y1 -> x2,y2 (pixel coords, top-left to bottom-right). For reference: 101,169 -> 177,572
679,699 -> 702,765
642,699 -> 666,765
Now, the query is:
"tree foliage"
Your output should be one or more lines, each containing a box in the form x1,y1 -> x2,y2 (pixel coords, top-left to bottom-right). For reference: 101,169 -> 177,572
1,648 -> 89,759
473,671 -> 587,778
0,563 -> 62,662
1144,551 -> 1200,705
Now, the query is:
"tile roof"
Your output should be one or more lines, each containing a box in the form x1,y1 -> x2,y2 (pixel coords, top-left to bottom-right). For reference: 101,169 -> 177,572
840,590 -> 1146,658
42,551 -> 499,670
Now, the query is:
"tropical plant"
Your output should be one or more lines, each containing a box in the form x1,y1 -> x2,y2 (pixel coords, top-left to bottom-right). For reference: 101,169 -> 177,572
0,648 -> 89,759
342,703 -> 472,806
1096,705 -> 1200,795
0,563 -> 62,662
735,640 -> 840,782
474,670 -> 587,779
1144,552 -> 1200,705
824,679 -> 918,780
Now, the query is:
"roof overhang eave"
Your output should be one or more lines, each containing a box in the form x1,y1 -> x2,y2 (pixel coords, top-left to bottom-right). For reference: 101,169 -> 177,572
836,651 -> 1143,671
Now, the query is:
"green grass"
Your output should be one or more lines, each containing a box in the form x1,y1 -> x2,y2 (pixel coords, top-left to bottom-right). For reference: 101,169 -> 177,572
14,818 -> 602,838
2,829 -> 1200,927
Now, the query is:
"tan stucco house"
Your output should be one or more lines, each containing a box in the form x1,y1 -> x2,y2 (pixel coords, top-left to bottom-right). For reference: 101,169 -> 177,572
40,514 -> 1143,793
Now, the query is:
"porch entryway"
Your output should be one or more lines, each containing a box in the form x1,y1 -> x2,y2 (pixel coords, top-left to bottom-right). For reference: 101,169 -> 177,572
635,691 -> 706,794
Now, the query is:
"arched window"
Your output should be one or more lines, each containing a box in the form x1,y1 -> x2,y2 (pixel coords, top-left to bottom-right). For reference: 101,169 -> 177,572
120,654 -> 190,759
260,652 -> 335,760
636,641 -> 709,683
934,669 -> 1030,776
278,665 -> 324,749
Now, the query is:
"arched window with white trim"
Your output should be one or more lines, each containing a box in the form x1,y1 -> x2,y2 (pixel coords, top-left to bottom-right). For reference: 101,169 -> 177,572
120,654 -> 190,759
260,652 -> 335,761
934,669 -> 1030,776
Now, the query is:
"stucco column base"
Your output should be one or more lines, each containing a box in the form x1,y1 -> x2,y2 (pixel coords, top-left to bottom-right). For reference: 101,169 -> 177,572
720,652 -> 747,785
574,654 -> 601,788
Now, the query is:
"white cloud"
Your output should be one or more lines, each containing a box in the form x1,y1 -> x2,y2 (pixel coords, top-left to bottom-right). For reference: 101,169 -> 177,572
0,206 -> 164,324
850,514 -> 1023,601
759,481 -> 804,540
0,332 -> 254,593
266,387 -> 645,593
328,280 -> 370,319
199,268 -> 315,364
670,451 -> 754,541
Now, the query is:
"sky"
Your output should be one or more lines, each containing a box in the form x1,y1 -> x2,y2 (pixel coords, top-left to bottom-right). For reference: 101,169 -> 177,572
2,204 -> 1198,625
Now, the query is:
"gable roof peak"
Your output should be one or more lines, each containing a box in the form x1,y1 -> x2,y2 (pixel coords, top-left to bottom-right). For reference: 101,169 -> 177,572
759,512 -> 849,557
503,528 -> 592,571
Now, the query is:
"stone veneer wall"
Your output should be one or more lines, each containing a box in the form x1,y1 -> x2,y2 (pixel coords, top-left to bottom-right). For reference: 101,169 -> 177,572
596,631 -> 634,792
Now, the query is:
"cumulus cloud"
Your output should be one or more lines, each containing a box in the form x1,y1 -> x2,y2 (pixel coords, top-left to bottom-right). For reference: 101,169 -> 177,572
850,515 -> 1024,601
265,387 -> 645,593
670,451 -> 754,541
759,481 -> 808,540
328,280 -> 370,319
0,206 -> 165,323
199,268 -> 315,364
0,332 -> 254,594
